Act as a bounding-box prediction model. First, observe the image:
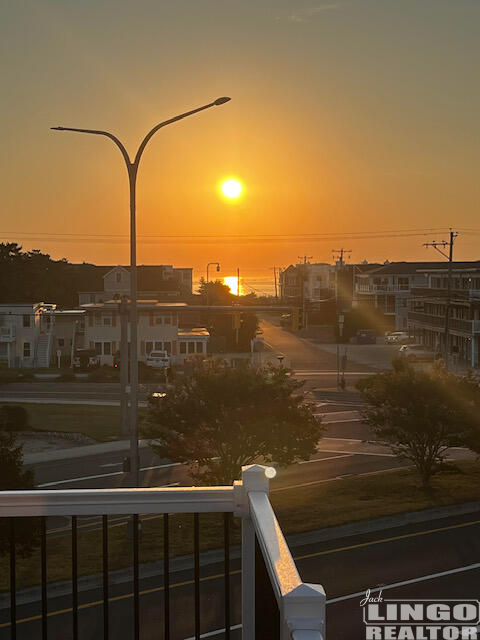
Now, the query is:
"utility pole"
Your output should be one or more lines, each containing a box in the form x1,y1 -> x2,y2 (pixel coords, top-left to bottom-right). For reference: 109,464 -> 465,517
424,230 -> 458,369
297,257 -> 313,331
273,267 -> 278,299
119,295 -> 129,438
332,249 -> 351,388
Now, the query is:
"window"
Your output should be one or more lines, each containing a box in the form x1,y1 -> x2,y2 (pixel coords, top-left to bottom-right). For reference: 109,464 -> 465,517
23,315 -> 30,328
155,316 -> 163,325
103,315 -> 112,327
90,294 -> 95,303
116,272 -> 122,283
154,341 -> 163,351
180,342 -> 186,354
164,316 -> 171,325
196,342 -> 203,353
164,342 -> 171,355
95,313 -> 101,326
58,338 -> 65,347
188,342 -> 195,354
23,342 -> 31,358
146,341 -> 153,354
94,342 -> 102,355
104,342 -> 111,356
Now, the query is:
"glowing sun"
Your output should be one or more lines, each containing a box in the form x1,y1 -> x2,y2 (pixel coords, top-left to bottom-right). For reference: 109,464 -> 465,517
221,178 -> 242,199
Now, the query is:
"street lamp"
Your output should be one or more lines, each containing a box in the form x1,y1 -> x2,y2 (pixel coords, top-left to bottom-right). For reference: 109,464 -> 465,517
52,97 -> 231,486
206,262 -> 221,282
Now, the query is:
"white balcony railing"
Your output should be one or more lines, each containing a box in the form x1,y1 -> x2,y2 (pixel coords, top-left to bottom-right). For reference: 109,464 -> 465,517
0,465 -> 326,640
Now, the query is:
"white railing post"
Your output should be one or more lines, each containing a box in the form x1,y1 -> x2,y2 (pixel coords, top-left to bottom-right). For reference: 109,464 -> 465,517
234,464 -> 271,640
283,582 -> 326,640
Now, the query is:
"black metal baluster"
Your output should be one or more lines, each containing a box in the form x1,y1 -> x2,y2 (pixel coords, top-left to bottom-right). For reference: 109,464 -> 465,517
224,513 -> 231,640
194,513 -> 200,640
41,516 -> 47,640
103,515 -> 109,640
9,519 -> 16,640
72,516 -> 78,640
163,513 -> 170,640
133,514 -> 139,640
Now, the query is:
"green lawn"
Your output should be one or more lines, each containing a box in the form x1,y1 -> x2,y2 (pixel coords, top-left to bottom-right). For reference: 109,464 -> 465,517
1,403 -> 135,442
2,460 -> 479,592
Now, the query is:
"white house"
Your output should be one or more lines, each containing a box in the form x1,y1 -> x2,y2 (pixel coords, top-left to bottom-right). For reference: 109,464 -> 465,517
78,265 -> 193,305
81,301 -> 209,366
0,303 -> 56,368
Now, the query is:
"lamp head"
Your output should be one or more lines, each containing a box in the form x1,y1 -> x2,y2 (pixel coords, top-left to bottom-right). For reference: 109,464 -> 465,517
216,264 -> 220,272
51,126 -> 65,130
213,96 -> 231,105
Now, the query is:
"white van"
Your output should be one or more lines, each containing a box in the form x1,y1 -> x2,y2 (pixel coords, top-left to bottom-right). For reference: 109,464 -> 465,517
146,350 -> 170,368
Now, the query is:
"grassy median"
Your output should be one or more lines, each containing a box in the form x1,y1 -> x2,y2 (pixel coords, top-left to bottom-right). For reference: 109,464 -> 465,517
1,460 -> 480,592
0,403 -> 149,442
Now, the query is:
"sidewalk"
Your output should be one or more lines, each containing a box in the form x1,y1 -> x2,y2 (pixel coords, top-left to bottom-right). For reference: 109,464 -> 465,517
23,438 -> 151,465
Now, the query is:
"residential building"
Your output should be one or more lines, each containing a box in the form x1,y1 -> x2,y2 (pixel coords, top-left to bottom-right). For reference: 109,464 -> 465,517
51,310 -> 86,366
279,263 -> 334,303
78,265 -> 193,306
81,301 -> 209,366
353,261 -> 470,332
408,262 -> 480,368
0,303 -> 55,368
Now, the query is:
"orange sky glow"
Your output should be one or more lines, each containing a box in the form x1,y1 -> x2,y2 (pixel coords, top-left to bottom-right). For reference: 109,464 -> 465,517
2,1 -> 479,292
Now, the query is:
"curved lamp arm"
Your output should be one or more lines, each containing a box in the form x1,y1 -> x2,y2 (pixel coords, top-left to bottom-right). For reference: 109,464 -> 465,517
50,126 -> 131,167
133,97 -> 230,167
51,97 -> 230,171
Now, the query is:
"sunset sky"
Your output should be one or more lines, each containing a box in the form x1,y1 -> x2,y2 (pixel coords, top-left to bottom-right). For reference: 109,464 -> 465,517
2,0 -> 479,289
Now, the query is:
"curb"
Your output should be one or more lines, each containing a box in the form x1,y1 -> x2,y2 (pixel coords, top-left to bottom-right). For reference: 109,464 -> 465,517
2,500 -> 479,610
24,439 -> 151,465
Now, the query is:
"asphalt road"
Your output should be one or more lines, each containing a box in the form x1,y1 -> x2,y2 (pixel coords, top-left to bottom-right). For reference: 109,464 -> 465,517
260,320 -> 391,389
2,510 -> 479,639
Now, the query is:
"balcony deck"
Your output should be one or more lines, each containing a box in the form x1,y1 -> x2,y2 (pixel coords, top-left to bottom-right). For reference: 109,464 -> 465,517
0,466 -> 325,640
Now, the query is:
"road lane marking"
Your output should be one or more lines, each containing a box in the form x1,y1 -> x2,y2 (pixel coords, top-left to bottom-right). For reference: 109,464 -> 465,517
316,447 -> 395,458
327,561 -> 480,604
299,454 -> 353,465
4,518 -> 480,628
183,561 -> 480,639
294,518 -> 480,562
272,465 -> 404,491
37,462 -> 182,487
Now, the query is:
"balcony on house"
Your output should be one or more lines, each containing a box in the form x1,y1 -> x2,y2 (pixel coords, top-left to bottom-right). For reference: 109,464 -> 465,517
0,465 -> 325,640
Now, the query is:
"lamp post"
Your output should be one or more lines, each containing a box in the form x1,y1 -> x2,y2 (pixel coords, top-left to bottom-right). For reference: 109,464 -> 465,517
52,97 -> 231,486
206,262 -> 221,283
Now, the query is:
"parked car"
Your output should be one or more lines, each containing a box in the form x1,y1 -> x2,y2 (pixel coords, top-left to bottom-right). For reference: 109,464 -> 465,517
356,329 -> 376,344
145,350 -> 170,369
386,331 -> 411,344
398,344 -> 435,362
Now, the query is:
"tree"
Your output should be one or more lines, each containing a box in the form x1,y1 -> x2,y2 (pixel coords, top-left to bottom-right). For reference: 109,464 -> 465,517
0,405 -> 30,431
197,278 -> 235,305
357,359 -> 480,489
142,361 -> 322,484
0,431 -> 36,556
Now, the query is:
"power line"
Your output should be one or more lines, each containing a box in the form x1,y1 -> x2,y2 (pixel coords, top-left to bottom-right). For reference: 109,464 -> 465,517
0,227 -> 451,240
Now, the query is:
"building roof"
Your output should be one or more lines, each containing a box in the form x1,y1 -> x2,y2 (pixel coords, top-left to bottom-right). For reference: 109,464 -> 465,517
178,328 -> 210,337
357,261 -> 480,277
76,265 -> 193,292
80,301 -> 188,310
